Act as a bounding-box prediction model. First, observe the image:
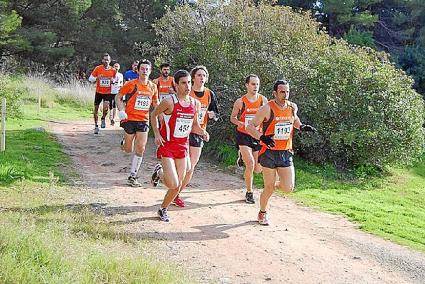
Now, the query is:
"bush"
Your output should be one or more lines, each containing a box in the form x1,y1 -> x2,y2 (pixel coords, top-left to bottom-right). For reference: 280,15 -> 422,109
0,74 -> 25,119
153,0 -> 424,170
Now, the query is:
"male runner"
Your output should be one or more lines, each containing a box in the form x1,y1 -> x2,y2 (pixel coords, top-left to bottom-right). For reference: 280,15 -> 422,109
246,80 -> 316,225
150,70 -> 209,222
230,74 -> 267,204
176,65 -> 219,207
115,59 -> 158,187
88,53 -> 117,134
124,60 -> 139,82
153,63 -> 175,102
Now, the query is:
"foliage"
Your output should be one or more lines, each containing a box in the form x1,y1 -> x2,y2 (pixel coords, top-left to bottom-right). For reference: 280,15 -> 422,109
155,0 -> 424,170
0,73 -> 25,119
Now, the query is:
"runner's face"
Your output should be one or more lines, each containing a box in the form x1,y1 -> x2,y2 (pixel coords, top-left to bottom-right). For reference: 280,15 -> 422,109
274,84 -> 290,104
132,62 -> 138,71
113,63 -> 120,71
176,76 -> 192,96
193,69 -> 207,86
161,67 -> 170,77
102,56 -> 111,67
246,77 -> 260,95
138,64 -> 151,79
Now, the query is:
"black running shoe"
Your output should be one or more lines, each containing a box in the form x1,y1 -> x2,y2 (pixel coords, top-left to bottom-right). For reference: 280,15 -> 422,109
157,208 -> 170,222
94,126 -> 99,134
127,175 -> 141,187
101,118 -> 106,128
151,164 -> 162,187
245,192 -> 255,204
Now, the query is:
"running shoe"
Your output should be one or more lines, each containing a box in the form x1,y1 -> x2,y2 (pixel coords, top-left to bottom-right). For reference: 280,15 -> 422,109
101,118 -> 106,128
151,164 -> 162,187
172,195 -> 185,207
245,192 -> 255,204
258,211 -> 269,226
110,119 -> 115,126
127,175 -> 141,187
157,208 -> 170,222
94,126 -> 99,134
236,150 -> 243,167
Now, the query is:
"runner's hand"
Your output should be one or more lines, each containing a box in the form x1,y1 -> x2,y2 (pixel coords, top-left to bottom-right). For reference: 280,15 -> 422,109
300,124 -> 317,132
260,134 -> 275,148
202,131 -> 210,142
155,135 -> 165,146
118,110 -> 128,120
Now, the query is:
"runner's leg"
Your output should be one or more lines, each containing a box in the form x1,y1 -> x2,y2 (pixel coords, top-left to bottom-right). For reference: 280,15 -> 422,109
160,157 -> 188,208
259,167 -> 277,212
180,146 -> 202,191
276,166 -> 295,193
239,145 -> 255,193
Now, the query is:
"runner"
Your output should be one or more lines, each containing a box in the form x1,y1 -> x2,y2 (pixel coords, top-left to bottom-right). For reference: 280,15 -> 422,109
246,79 -> 316,225
88,53 -> 117,134
176,65 -> 219,207
115,59 -> 159,187
150,70 -> 209,222
110,62 -> 124,126
124,60 -> 139,82
230,74 -> 267,204
153,63 -> 175,102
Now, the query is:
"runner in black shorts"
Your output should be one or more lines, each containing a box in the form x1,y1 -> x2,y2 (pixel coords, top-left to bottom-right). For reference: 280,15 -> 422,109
230,74 -> 268,204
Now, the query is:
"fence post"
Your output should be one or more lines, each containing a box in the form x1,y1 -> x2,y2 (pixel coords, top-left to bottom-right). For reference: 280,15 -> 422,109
1,97 -> 5,152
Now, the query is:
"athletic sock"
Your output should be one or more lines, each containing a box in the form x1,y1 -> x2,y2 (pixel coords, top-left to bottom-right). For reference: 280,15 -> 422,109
130,154 -> 143,177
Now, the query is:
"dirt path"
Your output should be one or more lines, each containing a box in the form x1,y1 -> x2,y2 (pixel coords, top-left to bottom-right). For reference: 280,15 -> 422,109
51,120 -> 425,284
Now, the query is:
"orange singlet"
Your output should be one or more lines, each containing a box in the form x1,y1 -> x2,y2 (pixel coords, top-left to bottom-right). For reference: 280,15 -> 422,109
119,79 -> 158,122
237,94 -> 266,134
259,100 -> 297,155
91,65 -> 117,94
156,76 -> 175,102
190,88 -> 211,130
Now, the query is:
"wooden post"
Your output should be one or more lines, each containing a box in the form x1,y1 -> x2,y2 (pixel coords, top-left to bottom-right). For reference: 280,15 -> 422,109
1,97 -> 5,152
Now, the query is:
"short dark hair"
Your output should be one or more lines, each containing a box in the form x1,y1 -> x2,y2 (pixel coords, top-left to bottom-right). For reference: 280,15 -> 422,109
245,74 -> 259,84
137,59 -> 152,70
160,63 -> 171,69
174,70 -> 191,84
273,80 -> 289,91
103,53 -> 110,58
190,65 -> 209,81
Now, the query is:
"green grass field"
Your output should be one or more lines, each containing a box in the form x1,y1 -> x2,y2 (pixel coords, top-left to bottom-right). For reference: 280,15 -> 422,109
0,93 -> 193,283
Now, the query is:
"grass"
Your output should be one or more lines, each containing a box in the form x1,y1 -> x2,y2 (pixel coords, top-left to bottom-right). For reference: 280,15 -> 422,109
0,76 -> 194,283
213,143 -> 425,253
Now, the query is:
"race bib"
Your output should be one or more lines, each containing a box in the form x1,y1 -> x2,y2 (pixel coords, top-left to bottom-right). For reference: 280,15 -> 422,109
198,108 -> 207,124
174,117 -> 193,138
159,93 -> 171,102
244,114 -> 255,129
134,96 -> 151,111
274,122 -> 292,140
99,79 -> 111,87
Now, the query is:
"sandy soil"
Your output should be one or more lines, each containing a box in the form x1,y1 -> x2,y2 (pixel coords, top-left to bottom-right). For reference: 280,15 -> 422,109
50,120 -> 425,284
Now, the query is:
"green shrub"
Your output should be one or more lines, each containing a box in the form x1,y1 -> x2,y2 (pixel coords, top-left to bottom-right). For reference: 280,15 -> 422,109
154,0 -> 424,170
0,74 -> 25,119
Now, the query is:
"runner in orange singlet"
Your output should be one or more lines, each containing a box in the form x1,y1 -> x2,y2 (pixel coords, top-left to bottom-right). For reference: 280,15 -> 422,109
88,53 -> 117,134
246,80 -> 316,225
230,74 -> 267,204
115,59 -> 159,187
153,63 -> 175,102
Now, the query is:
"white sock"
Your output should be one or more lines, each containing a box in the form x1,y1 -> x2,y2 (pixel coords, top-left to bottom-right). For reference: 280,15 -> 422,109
130,154 -> 143,177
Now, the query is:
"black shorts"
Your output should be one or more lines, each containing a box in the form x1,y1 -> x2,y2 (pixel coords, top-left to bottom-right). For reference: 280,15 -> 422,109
121,121 -> 149,134
94,93 -> 115,106
189,133 -> 204,147
258,149 -> 293,169
236,131 -> 262,151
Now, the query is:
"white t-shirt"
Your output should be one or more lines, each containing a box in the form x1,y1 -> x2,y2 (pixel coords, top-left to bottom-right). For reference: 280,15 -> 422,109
111,72 -> 124,94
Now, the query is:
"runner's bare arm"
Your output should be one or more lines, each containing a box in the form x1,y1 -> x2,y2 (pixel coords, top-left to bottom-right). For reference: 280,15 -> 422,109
151,98 -> 173,146
292,103 -> 302,129
246,104 -> 270,140
230,98 -> 244,128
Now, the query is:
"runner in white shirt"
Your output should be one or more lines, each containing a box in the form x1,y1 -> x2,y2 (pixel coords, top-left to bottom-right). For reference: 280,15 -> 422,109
111,62 -> 124,126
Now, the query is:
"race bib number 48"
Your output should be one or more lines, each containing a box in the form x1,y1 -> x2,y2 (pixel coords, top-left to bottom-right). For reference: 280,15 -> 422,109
274,122 -> 292,140
99,79 -> 111,87
134,96 -> 151,111
174,117 -> 193,138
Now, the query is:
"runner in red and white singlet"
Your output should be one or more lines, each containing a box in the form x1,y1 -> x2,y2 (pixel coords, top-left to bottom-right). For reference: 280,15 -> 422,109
150,70 -> 209,222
